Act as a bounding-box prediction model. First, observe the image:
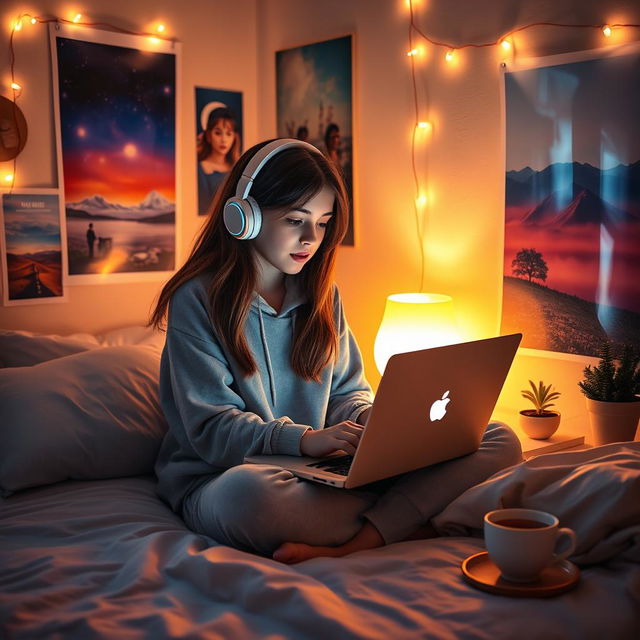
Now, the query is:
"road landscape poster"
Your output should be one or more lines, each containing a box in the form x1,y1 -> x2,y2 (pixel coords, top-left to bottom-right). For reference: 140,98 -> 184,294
50,24 -> 179,282
501,43 -> 640,358
0,189 -> 67,306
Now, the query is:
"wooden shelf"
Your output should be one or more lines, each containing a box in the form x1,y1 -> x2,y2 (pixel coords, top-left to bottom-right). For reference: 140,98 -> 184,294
491,412 -> 587,459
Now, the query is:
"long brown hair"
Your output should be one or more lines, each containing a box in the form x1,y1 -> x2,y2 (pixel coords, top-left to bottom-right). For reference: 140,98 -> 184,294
149,138 -> 349,382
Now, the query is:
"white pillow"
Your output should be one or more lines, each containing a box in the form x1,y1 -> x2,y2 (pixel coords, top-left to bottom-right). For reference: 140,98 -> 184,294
0,344 -> 167,496
0,326 -> 164,368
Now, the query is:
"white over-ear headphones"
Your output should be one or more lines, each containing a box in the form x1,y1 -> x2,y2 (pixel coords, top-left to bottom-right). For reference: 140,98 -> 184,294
223,138 -> 323,240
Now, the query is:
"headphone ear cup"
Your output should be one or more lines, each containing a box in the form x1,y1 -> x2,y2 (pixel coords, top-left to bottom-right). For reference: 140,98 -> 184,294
223,197 -> 250,239
243,196 -> 262,240
223,196 -> 262,240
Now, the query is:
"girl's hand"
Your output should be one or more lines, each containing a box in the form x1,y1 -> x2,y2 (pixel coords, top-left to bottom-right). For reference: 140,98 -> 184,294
300,421 -> 364,457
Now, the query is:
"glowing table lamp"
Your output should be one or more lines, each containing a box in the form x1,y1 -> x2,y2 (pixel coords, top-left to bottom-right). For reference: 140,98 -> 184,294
374,293 -> 459,374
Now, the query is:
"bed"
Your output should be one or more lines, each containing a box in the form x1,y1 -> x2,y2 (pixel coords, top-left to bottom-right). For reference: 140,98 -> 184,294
1,327 -> 639,640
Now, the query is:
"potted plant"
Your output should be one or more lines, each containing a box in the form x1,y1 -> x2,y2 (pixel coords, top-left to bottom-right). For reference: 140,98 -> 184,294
578,342 -> 640,446
519,380 -> 561,440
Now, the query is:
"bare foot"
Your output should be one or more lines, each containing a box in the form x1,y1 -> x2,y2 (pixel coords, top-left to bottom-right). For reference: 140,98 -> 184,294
272,521 -> 385,564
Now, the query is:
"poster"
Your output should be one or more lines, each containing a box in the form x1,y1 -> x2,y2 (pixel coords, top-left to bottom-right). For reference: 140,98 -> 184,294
276,35 -> 355,246
501,42 -> 640,359
0,189 -> 67,305
50,24 -> 180,282
195,87 -> 243,216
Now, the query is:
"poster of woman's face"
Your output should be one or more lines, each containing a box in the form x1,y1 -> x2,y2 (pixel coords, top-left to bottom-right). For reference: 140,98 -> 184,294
50,24 -> 179,283
195,88 -> 243,216
0,189 -> 67,306
276,35 -> 354,246
501,42 -> 640,359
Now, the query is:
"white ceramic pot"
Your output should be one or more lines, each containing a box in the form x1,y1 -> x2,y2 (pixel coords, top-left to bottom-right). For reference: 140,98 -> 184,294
585,398 -> 640,446
518,410 -> 561,440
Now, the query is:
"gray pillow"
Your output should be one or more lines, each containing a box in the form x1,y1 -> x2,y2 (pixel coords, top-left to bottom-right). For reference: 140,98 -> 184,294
0,329 -> 100,367
0,344 -> 167,496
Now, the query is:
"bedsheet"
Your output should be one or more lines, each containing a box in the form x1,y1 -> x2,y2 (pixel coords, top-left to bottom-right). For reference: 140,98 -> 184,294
1,475 -> 639,640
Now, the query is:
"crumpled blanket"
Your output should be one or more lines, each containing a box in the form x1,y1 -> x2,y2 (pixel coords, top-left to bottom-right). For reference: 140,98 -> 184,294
432,441 -> 640,566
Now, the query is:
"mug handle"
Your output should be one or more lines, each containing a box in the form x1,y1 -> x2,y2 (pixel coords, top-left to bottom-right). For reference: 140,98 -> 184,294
553,527 -> 576,562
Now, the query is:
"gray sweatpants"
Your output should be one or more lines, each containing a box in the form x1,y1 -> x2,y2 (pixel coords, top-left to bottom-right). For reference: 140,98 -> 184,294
182,422 -> 522,556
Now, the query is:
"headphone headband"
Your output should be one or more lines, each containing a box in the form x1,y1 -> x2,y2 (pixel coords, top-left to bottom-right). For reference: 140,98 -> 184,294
235,138 -> 323,200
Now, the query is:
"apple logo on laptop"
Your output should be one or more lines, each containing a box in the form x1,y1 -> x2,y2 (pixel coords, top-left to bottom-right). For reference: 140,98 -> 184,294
429,390 -> 451,422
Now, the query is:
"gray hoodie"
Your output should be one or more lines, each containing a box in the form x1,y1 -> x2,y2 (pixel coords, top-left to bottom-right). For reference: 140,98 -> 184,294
154,274 -> 373,512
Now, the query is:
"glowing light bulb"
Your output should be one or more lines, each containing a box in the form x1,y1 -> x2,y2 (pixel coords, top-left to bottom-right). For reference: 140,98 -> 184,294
500,39 -> 511,50
148,36 -> 160,44
73,14 -> 82,23
445,49 -> 455,62
3,173 -> 14,183
417,121 -> 430,129
31,17 -> 37,24
602,25 -> 612,37
156,24 -> 166,33
407,48 -> 419,57
11,82 -> 22,91
416,194 -> 428,207
13,19 -> 23,31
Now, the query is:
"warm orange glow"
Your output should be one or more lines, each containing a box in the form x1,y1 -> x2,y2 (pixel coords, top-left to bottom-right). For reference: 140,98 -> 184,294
13,18 -> 23,31
500,39 -> 512,50
3,173 -> 14,182
30,17 -> 37,24
99,248 -> 129,274
407,48 -> 419,56
374,293 -> 459,373
72,13 -> 82,23
156,23 -> 166,33
123,143 -> 138,158
602,25 -> 612,37
415,194 -> 428,207
445,49 -> 455,62
11,82 -> 22,91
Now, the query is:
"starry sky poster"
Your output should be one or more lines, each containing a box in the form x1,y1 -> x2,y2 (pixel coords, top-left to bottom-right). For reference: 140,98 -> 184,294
50,25 -> 178,281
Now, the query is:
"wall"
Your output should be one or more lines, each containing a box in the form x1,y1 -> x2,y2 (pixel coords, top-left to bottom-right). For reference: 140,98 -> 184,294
255,0 -> 640,424
0,0 -> 258,333
1,0 -> 639,426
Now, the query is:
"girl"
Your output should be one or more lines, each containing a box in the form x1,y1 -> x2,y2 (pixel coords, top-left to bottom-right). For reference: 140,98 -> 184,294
197,106 -> 241,215
151,138 -> 522,564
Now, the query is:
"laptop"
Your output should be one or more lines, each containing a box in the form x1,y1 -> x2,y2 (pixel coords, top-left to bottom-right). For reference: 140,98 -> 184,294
244,333 -> 522,489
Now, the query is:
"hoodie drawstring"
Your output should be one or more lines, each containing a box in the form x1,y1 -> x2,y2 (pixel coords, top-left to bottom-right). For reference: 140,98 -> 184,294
257,301 -> 277,407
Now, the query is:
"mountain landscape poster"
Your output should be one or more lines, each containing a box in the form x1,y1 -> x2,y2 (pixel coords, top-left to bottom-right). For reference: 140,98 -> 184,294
501,42 -> 640,358
0,189 -> 67,306
50,25 -> 179,282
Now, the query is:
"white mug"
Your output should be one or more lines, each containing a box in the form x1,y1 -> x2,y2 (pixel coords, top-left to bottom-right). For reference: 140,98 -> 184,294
484,508 -> 576,583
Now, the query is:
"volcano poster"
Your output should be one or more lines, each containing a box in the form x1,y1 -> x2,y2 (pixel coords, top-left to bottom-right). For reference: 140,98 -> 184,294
501,43 -> 640,358
50,25 -> 179,282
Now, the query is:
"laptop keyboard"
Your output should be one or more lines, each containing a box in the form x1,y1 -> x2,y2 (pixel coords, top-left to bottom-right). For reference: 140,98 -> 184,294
306,455 -> 353,476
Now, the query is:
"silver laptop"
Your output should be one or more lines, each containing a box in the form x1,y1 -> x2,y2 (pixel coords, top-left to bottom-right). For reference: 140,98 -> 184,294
244,333 -> 522,489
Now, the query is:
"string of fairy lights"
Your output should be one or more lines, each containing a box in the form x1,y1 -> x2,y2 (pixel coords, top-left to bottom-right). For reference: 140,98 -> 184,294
2,2 -> 640,264
404,0 -> 639,292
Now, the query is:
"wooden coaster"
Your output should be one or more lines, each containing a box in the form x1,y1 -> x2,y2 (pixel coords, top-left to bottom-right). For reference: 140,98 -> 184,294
461,551 -> 580,598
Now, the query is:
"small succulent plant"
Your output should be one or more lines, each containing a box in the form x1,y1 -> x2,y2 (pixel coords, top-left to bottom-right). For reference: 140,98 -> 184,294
521,380 -> 561,416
